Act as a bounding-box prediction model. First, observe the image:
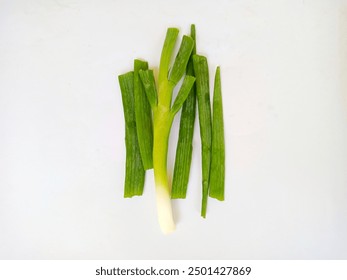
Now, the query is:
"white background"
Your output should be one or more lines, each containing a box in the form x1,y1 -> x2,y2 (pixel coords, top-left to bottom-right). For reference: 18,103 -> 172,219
1,0 -> 347,259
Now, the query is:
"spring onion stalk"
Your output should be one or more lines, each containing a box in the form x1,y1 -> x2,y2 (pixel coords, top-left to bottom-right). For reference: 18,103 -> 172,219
193,54 -> 212,218
171,24 -> 197,199
118,72 -> 146,197
209,67 -> 225,200
134,59 -> 153,170
139,28 -> 195,233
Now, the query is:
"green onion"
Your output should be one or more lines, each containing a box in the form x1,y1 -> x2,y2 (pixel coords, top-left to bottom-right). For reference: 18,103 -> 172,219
170,75 -> 196,115
118,25 -> 224,232
134,59 -> 153,170
209,67 -> 225,200
158,28 -> 179,91
193,54 -> 212,218
118,72 -> 146,197
171,24 -> 197,199
169,35 -> 195,85
138,69 -> 157,108
140,28 -> 194,233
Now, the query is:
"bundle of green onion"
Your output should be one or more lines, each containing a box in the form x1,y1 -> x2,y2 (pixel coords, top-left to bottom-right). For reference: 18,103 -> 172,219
118,25 -> 225,234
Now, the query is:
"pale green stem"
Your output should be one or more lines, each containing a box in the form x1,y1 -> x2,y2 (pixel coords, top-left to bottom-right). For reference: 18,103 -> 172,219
153,107 -> 175,234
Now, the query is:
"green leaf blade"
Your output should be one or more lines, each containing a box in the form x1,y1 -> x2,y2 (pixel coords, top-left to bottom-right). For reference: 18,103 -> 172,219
193,54 -> 212,218
118,71 -> 145,197
169,35 -> 194,85
209,67 -> 225,201
190,24 -> 196,55
134,59 -> 154,170
159,28 -> 179,86
171,73 -> 196,199
170,75 -> 195,115
171,24 -> 197,199
139,69 -> 158,108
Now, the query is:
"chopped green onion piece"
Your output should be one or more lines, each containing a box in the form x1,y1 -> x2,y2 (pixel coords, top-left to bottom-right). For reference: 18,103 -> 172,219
170,75 -> 195,115
171,73 -> 196,198
209,67 -> 225,200
134,59 -> 153,170
169,35 -> 194,85
118,72 -> 145,197
193,54 -> 212,218
158,28 -> 179,89
138,69 -> 158,108
171,24 -> 197,199
190,24 -> 196,54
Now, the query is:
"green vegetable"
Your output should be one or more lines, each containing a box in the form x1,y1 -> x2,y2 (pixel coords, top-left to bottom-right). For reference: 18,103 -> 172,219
140,28 -> 195,233
118,72 -> 146,197
193,54 -> 212,218
134,59 -> 153,170
138,69 -> 157,108
209,67 -> 225,200
118,25 -> 225,233
171,24 -> 197,199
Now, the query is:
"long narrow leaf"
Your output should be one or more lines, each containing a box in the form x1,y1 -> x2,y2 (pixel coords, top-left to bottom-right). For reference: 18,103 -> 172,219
193,54 -> 212,218
118,72 -> 145,197
209,67 -> 225,200
158,28 -> 179,86
134,59 -> 153,170
139,69 -> 158,108
171,24 -> 197,199
169,35 -> 194,85
170,75 -> 195,115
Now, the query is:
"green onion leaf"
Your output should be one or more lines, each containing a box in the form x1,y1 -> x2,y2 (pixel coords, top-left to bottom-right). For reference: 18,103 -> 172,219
193,54 -> 212,218
171,24 -> 197,199
118,71 -> 146,197
138,69 -> 158,108
158,28 -> 179,87
169,35 -> 194,85
170,75 -> 195,115
190,24 -> 196,55
134,59 -> 153,170
209,67 -> 225,201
